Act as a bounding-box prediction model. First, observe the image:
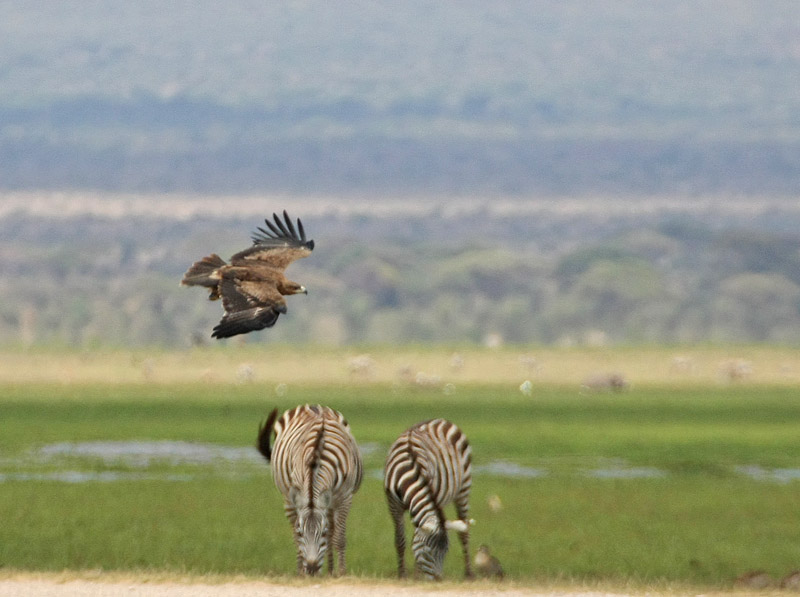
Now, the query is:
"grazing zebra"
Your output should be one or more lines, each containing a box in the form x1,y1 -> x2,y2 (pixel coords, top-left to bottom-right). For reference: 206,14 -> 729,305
257,404 -> 363,576
384,418 -> 474,580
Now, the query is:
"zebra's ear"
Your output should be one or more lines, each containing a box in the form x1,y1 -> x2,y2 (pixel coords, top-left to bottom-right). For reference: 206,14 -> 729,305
419,516 -> 440,535
317,490 -> 332,510
288,486 -> 308,510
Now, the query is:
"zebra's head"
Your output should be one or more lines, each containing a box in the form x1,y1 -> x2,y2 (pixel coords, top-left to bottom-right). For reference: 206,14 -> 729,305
412,516 -> 470,580
291,488 -> 331,575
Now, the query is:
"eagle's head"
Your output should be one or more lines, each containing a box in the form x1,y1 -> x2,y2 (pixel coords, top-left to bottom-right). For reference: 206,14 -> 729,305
284,281 -> 308,295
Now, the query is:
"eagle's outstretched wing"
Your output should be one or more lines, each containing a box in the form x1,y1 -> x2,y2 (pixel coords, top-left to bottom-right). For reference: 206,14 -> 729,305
211,278 -> 287,339
230,210 -> 315,269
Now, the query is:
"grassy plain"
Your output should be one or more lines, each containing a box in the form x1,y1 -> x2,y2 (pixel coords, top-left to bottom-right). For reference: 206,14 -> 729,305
0,346 -> 799,588
2,344 -> 799,386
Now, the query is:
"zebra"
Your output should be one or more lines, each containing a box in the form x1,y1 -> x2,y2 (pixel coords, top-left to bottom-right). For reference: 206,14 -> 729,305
384,418 -> 474,580
257,404 -> 363,576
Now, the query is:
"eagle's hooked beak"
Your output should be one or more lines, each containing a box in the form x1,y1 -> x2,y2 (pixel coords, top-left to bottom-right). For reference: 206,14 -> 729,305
300,286 -> 308,295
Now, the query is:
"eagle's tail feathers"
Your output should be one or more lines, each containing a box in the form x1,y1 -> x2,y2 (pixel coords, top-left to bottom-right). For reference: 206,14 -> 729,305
181,254 -> 226,287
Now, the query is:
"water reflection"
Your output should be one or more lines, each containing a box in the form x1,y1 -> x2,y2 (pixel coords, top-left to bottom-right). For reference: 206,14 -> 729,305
0,471 -> 195,483
586,466 -> 667,479
734,465 -> 800,484
37,441 -> 261,466
0,442 -> 797,484
473,460 -> 547,479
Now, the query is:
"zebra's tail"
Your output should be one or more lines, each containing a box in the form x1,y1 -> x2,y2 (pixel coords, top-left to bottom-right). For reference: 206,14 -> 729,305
257,407 -> 279,462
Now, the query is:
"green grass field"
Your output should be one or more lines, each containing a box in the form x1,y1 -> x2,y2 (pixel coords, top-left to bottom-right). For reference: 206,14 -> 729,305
1,347 -> 799,589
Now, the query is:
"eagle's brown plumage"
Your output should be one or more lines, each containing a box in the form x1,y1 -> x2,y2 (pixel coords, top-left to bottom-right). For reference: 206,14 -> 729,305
181,211 -> 315,339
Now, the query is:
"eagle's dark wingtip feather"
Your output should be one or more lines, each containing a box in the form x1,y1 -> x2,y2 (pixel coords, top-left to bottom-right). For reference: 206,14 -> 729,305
283,210 -> 298,239
263,218 -> 283,237
251,225 -> 275,244
272,212 -> 291,237
248,211 -> 313,248
211,307 -> 281,339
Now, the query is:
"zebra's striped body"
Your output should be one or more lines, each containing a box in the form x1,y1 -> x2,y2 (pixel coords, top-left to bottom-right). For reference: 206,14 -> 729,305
384,418 -> 473,580
258,404 -> 363,576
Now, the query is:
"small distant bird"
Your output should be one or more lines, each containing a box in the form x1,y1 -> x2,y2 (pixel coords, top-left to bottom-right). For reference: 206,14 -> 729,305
580,372 -> 628,393
474,544 -> 504,579
734,570 -> 771,589
181,211 -> 314,339
780,571 -> 800,590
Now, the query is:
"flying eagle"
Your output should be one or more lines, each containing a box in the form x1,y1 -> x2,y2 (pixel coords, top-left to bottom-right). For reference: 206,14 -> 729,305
181,211 -> 314,339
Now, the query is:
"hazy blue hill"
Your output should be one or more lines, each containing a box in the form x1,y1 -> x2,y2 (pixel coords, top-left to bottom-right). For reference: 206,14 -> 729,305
1,2 -> 798,194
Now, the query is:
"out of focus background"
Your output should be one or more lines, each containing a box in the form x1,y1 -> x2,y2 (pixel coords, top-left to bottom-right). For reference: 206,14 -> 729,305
2,4 -> 800,587
2,1 -> 799,348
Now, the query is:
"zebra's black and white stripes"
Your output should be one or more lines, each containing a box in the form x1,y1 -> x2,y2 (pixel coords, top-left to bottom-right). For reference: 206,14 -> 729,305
257,404 -> 363,576
384,418 -> 474,580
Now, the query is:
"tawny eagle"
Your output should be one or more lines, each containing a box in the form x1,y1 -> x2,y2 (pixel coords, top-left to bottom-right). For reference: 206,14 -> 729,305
181,211 -> 314,339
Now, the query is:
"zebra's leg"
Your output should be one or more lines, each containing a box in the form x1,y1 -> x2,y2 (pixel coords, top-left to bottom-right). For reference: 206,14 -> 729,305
285,504 -> 303,575
332,498 -> 353,576
327,507 -> 336,575
387,497 -> 407,578
454,495 -> 473,579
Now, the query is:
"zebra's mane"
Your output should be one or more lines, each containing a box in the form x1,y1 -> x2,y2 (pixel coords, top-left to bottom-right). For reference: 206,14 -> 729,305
306,416 -> 326,509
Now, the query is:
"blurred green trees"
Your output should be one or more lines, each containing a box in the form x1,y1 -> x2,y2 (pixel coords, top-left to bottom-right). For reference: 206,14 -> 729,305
3,210 -> 800,347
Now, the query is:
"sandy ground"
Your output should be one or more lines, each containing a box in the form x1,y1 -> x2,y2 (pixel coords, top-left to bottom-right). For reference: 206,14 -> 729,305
0,577 -> 645,597
0,579 -> 778,597
0,574 -> 778,597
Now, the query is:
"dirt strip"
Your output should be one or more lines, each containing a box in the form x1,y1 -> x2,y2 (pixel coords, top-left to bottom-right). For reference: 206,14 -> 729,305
0,579 -> 644,597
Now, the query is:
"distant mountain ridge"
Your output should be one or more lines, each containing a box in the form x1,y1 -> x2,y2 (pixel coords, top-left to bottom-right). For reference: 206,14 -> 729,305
1,2 -> 798,195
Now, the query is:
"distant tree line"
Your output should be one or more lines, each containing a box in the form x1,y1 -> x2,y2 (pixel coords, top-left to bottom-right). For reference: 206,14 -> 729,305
3,209 -> 800,348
